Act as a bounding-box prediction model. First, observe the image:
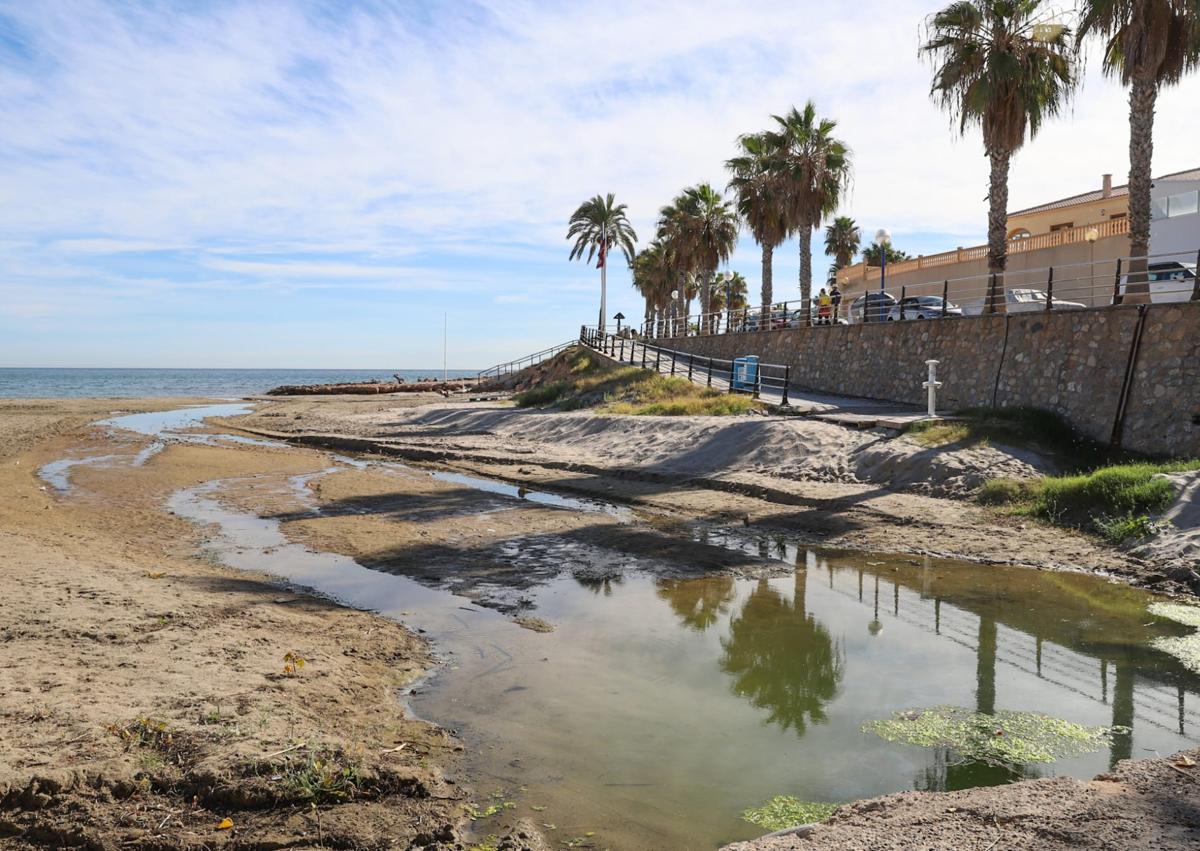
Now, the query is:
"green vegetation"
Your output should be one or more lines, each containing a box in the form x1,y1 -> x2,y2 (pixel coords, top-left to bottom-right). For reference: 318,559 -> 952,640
741,796 -> 838,832
273,747 -> 363,802
514,348 -> 761,417
906,407 -> 1197,544
904,406 -> 1107,466
864,706 -> 1126,767
980,459 -> 1198,543
1149,602 -> 1200,674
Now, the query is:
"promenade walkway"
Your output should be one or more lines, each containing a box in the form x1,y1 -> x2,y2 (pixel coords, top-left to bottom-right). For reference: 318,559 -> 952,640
585,334 -> 934,429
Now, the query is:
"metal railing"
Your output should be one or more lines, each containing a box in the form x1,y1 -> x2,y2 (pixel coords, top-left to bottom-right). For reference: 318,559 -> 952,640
630,247 -> 1200,339
477,340 -> 577,380
579,326 -> 793,406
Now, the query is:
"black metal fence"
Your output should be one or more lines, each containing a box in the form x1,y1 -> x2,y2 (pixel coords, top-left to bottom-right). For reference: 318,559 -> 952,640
632,247 -> 1200,339
477,340 -> 577,380
580,326 -> 792,406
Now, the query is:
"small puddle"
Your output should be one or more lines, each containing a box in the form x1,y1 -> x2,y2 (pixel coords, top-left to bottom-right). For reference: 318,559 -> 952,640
168,473 -> 1200,850
426,468 -> 631,519
39,403 -> 285,493
38,454 -> 122,492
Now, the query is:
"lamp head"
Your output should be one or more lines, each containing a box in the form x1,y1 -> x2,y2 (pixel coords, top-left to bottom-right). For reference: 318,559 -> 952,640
1085,228 -> 1099,244
875,228 -> 891,246
670,289 -> 679,300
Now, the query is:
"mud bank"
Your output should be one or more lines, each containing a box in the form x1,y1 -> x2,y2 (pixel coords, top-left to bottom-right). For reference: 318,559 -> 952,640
0,400 -> 470,849
221,396 -> 1166,590
721,747 -> 1200,850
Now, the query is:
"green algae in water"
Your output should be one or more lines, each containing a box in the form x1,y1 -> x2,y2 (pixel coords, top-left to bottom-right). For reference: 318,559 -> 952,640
1149,602 -> 1200,673
863,707 -> 1124,767
741,796 -> 838,831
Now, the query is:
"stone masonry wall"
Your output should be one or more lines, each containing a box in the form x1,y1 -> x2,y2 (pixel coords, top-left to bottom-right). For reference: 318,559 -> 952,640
653,302 -> 1200,458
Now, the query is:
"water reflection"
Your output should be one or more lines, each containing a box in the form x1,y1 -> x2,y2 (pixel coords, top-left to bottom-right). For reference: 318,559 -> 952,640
576,574 -> 624,596
718,572 -> 844,735
656,575 -> 735,631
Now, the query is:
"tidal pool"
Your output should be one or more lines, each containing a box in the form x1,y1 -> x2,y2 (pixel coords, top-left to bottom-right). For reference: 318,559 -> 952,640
169,473 -> 1200,850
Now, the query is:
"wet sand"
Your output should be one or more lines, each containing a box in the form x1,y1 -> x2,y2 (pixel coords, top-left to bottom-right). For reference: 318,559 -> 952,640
0,400 -> 464,848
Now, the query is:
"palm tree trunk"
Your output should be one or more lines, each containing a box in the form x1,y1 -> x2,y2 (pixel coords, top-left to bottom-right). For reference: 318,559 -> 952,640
599,261 -> 608,334
761,242 -> 773,318
985,149 -> 1011,315
1125,76 -> 1157,303
700,271 -> 713,334
798,222 -> 813,326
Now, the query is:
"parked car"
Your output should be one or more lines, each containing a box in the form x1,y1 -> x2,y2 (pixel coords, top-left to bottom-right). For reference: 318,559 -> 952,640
847,291 -> 897,324
886,295 -> 962,320
1115,261 -> 1197,304
737,307 -> 793,331
960,288 -> 1086,315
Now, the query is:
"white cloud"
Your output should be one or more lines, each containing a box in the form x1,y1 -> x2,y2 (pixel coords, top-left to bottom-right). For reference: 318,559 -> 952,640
0,0 -> 1197,341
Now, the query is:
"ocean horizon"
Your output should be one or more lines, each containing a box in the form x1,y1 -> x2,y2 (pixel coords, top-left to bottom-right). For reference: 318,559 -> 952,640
0,367 -> 480,399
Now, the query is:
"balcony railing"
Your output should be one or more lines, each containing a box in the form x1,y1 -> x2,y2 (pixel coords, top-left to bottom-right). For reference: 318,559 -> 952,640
849,216 -> 1131,281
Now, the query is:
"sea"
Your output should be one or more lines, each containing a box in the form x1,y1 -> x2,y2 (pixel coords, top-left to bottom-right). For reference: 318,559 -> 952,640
0,368 -> 480,399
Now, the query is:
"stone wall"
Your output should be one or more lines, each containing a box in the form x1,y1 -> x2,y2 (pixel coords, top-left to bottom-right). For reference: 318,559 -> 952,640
653,302 -> 1200,458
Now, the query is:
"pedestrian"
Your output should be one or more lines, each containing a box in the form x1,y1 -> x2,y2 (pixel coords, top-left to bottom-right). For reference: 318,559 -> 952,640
817,287 -> 832,326
830,281 -> 842,322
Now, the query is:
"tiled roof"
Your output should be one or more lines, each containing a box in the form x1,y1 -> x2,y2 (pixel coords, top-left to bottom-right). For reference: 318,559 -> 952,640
1010,185 -> 1128,217
1009,166 -> 1200,217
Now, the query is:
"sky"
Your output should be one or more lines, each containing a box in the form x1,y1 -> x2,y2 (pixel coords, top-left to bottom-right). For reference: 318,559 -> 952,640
1,0 -> 1198,369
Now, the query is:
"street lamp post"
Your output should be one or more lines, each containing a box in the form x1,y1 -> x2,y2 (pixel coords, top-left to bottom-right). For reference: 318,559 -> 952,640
670,288 -> 680,338
875,228 -> 891,323
722,270 -> 733,334
1085,227 -> 1100,302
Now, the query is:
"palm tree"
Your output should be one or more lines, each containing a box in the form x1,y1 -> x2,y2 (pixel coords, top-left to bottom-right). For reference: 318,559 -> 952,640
726,132 -> 790,316
567,193 -> 638,334
824,216 -> 862,272
632,240 -> 674,336
922,1 -> 1076,313
765,102 -> 852,325
657,184 -> 740,334
861,241 -> 911,266
710,271 -> 750,315
1076,1 -> 1200,300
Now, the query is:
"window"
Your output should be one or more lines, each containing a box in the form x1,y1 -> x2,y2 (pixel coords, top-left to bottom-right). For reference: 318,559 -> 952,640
1008,228 -> 1031,240
1049,222 -> 1073,232
1153,190 -> 1200,219
1109,212 -> 1126,221
1170,190 -> 1199,218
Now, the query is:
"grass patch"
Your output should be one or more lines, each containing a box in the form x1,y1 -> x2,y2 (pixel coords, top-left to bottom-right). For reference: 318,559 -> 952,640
904,406 -> 1109,467
514,347 -> 762,416
741,796 -> 838,832
864,707 -> 1125,767
981,459 -> 1198,543
265,747 -> 364,802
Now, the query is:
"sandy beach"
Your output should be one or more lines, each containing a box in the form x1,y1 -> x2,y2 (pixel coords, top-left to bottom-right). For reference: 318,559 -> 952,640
2,395 -> 1197,850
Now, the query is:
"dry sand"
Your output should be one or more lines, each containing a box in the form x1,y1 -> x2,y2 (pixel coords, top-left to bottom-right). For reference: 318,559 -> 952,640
0,400 -> 465,849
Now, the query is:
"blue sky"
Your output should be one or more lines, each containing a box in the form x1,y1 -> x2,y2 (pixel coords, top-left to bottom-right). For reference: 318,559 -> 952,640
1,0 -> 1198,368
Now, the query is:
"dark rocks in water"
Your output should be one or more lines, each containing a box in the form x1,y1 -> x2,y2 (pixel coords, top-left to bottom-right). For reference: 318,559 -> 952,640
265,378 -> 479,396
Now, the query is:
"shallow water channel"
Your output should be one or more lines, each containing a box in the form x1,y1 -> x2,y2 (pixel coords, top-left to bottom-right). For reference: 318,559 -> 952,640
68,407 -> 1200,849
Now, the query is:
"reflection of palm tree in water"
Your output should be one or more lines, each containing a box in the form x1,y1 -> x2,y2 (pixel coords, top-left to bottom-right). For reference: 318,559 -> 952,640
656,576 -> 736,632
719,572 -> 843,735
575,575 -> 624,596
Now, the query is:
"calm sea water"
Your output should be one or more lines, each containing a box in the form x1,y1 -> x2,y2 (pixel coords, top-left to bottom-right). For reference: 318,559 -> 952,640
0,368 -> 479,399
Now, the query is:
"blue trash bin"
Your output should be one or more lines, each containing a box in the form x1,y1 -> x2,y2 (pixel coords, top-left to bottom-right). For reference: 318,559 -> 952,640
731,356 -> 759,392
